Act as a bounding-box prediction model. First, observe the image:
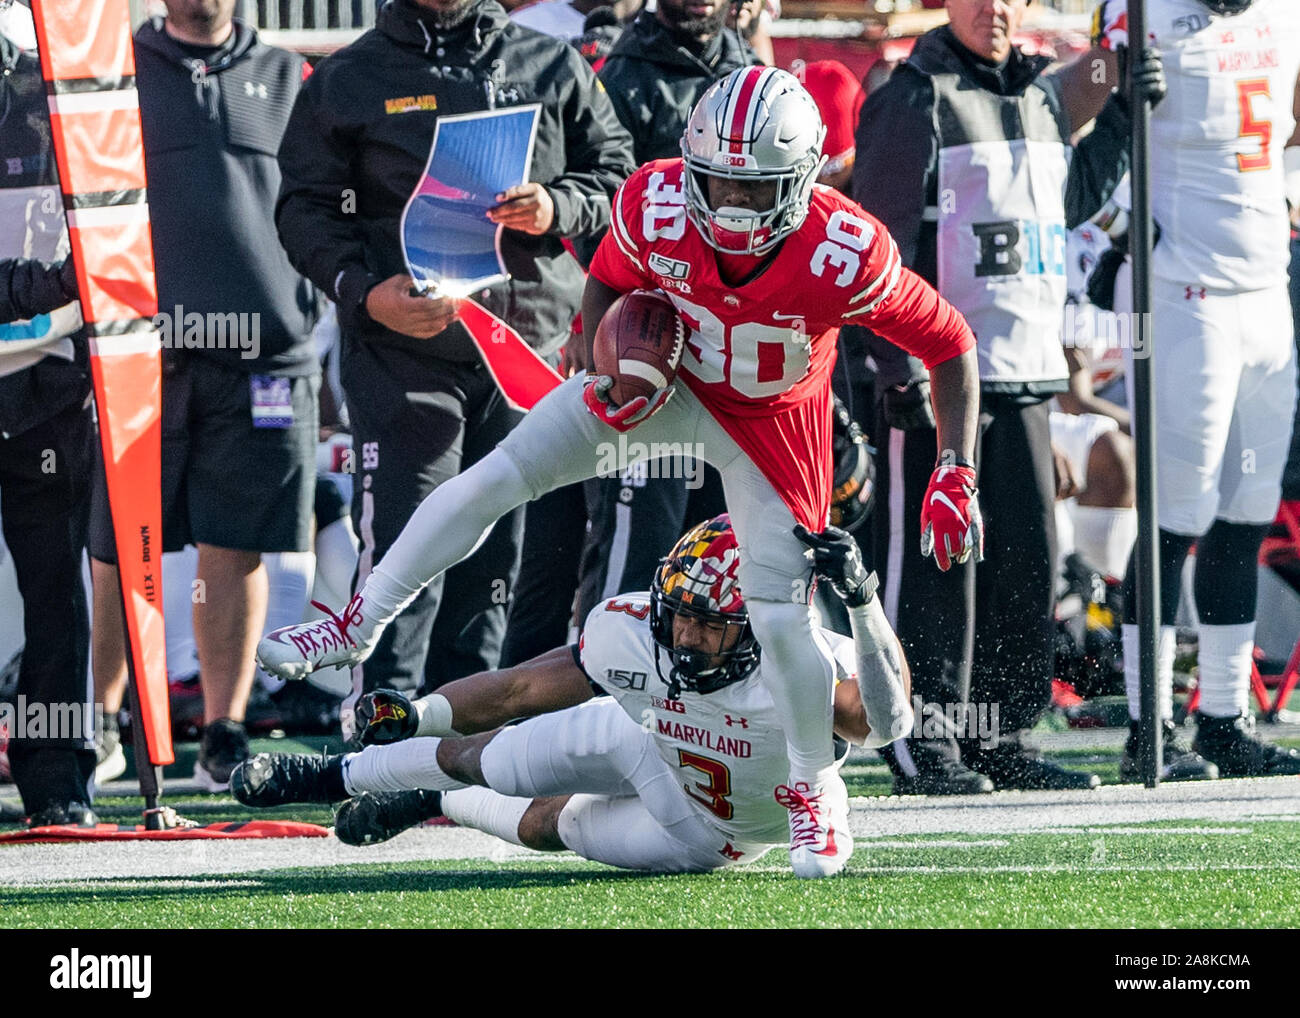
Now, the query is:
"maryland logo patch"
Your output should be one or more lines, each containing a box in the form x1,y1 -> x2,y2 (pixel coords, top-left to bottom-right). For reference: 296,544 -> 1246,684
385,94 -> 438,114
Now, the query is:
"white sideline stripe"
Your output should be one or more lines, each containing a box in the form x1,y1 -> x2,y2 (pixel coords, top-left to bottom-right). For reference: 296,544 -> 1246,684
89,332 -> 160,357
66,204 -> 150,228
26,879 -> 265,890
618,359 -> 668,390
856,839 -> 1010,849
49,90 -> 139,115
858,863 -> 1300,874
1040,826 -> 1251,836
738,863 -> 1300,875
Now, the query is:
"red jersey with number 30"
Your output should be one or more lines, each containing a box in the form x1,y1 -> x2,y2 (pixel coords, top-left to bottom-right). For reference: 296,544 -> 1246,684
590,158 -> 973,527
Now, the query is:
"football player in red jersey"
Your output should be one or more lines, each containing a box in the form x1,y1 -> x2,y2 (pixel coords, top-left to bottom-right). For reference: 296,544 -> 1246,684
258,67 -> 980,877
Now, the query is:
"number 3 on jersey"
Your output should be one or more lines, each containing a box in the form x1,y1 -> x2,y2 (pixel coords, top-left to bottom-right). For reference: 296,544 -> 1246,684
678,749 -> 734,820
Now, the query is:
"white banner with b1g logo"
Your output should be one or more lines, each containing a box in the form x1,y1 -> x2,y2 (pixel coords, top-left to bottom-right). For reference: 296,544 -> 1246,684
937,138 -> 1070,386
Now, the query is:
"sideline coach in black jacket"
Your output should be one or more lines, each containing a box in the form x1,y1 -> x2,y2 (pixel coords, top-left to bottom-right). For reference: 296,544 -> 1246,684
275,0 -> 633,730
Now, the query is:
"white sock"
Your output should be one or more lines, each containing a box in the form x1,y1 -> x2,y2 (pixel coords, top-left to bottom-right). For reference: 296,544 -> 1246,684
440,786 -> 530,847
746,599 -> 836,779
354,449 -> 533,641
1071,505 -> 1138,581
261,551 -> 316,693
1195,622 -> 1254,718
1123,623 -> 1175,722
311,516 -> 359,611
340,738 -> 468,794
414,692 -> 458,737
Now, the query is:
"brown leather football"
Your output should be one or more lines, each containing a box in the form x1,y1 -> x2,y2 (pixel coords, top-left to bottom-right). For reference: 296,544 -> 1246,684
592,289 -> 685,406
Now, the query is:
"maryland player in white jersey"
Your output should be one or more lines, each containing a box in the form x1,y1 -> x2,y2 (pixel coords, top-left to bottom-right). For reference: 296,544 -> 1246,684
232,517 -> 913,873
254,67 -> 981,877
1095,0 -> 1300,778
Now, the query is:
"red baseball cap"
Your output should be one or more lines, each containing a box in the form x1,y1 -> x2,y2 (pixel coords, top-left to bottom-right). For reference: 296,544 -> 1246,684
798,60 -> 866,177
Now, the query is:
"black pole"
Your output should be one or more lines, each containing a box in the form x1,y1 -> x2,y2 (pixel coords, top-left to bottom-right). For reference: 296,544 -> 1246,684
1127,0 -> 1161,788
107,500 -> 168,827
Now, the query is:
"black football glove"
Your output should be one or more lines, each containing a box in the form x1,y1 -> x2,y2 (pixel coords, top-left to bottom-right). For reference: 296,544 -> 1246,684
882,380 -> 936,432
1121,46 -> 1166,112
354,689 -> 419,747
793,524 -> 879,607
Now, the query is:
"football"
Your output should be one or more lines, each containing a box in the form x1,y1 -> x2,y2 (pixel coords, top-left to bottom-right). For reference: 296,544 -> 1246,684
592,289 -> 685,406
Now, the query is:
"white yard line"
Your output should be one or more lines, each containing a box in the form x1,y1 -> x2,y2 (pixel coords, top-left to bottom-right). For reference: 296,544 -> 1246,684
3,777 -> 1298,887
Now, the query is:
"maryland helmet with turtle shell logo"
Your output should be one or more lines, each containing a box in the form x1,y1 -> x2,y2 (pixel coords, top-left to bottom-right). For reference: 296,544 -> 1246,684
649,514 -> 761,697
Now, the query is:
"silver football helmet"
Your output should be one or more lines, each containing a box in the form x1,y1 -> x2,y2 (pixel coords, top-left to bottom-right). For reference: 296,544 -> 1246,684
681,67 -> 827,256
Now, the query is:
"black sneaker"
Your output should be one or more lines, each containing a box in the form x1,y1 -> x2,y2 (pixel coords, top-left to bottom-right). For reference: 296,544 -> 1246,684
28,801 -> 99,828
193,718 -> 250,792
889,739 -> 994,795
334,790 -> 443,846
970,743 -> 1101,791
1121,720 -> 1219,782
1192,713 -> 1300,777
231,750 -> 349,807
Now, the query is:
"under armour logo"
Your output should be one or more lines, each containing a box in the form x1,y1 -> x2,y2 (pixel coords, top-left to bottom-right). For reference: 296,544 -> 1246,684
724,715 -> 748,728
244,81 -> 269,99
719,842 -> 745,860
1185,286 -> 1207,301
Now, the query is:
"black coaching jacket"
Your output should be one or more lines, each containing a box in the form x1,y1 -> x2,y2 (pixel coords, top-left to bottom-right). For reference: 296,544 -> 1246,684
598,10 -> 759,165
852,25 -> 1132,396
275,0 -> 634,378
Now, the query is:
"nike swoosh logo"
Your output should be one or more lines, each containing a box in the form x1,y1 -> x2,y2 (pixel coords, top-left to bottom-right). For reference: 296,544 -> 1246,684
815,827 -> 838,856
771,312 -> 804,321
929,491 -> 961,516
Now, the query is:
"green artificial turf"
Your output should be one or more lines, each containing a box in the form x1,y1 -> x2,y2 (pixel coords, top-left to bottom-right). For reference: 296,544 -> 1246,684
5,821 -> 1298,929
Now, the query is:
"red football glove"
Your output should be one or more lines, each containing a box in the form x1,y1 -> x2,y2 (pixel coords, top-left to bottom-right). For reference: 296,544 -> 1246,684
581,373 -> 673,433
920,463 -> 983,571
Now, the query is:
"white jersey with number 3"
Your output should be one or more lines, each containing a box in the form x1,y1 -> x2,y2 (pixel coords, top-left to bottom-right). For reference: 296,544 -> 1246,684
578,595 -> 856,845
1096,0 -> 1300,290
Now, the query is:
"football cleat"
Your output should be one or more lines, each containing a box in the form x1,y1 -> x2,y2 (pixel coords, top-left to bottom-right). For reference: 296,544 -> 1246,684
775,771 -> 853,878
334,790 -> 444,846
1192,713 -> 1300,778
256,594 -> 375,681
353,690 -> 420,747
968,742 -> 1100,791
230,750 -> 349,808
1120,720 -> 1219,782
